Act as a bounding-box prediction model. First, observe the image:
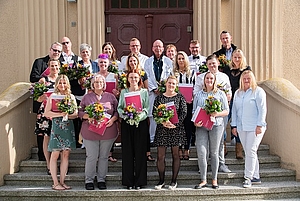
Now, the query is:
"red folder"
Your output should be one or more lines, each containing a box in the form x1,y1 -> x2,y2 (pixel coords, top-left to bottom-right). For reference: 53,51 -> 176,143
191,106 -> 214,130
51,95 -> 65,112
106,79 -> 116,94
88,113 -> 111,136
43,88 -> 54,106
178,83 -> 193,102
166,101 -> 179,124
41,67 -> 50,77
124,91 -> 142,112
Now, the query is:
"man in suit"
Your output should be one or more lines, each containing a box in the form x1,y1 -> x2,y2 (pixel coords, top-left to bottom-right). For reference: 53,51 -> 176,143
188,40 -> 206,74
144,39 -> 173,144
213,31 -> 237,60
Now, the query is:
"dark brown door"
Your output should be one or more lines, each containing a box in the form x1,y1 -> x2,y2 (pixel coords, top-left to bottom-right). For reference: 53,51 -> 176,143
105,0 -> 193,59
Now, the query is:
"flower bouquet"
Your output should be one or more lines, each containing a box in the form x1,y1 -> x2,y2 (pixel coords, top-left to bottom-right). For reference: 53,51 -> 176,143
217,82 -> 229,94
203,96 -> 222,122
57,96 -> 77,121
218,54 -> 230,71
198,61 -> 208,74
153,103 -> 174,124
123,104 -> 140,127
82,74 -> 94,90
118,73 -> 127,89
108,61 -> 119,74
29,82 -> 49,101
59,62 -> 90,80
85,102 -> 108,134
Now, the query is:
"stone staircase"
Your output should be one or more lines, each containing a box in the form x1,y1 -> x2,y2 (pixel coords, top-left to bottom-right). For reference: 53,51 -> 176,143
0,144 -> 300,200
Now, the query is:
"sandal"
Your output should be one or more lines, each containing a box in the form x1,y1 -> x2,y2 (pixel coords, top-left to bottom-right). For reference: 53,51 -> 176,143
183,155 -> 190,160
147,155 -> 155,161
52,184 -> 65,190
108,156 -> 117,162
61,183 -> 72,190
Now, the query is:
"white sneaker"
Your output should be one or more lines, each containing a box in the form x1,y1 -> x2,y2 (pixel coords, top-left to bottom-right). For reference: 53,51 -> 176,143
81,144 -> 85,149
243,178 -> 252,188
168,182 -> 177,190
219,164 -> 232,173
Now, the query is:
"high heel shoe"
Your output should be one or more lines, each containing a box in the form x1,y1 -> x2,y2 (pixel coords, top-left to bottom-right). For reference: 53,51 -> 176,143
154,182 -> 165,190
168,182 -> 177,190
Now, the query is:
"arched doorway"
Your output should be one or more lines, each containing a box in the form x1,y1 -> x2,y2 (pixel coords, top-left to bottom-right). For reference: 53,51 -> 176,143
105,0 -> 193,58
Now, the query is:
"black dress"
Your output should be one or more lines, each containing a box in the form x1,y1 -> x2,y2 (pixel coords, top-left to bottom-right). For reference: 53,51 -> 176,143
153,93 -> 187,147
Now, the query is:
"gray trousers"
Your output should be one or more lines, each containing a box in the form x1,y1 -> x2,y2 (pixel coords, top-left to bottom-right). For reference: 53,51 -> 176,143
195,125 -> 224,181
83,138 -> 115,183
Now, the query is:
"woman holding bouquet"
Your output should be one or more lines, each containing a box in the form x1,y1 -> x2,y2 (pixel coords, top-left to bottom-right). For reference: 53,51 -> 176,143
44,75 -> 78,190
173,51 -> 196,160
34,58 -> 60,175
117,69 -> 149,190
78,74 -> 119,190
193,72 -> 229,189
231,70 -> 267,188
153,75 -> 187,190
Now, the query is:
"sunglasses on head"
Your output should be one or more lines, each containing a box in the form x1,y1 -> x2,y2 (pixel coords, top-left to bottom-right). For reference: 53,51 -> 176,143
62,41 -> 70,45
51,48 -> 62,53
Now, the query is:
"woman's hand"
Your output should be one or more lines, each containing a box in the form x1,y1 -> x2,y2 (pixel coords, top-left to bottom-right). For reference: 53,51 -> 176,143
37,94 -> 47,103
106,118 -> 114,128
194,120 -> 203,127
256,126 -> 262,135
162,120 -> 176,129
78,77 -> 86,85
232,128 -> 238,136
39,77 -> 46,84
112,89 -> 120,97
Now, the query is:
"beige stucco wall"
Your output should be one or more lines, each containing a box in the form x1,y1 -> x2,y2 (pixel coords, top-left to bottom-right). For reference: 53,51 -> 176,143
0,83 -> 36,185
261,78 -> 300,180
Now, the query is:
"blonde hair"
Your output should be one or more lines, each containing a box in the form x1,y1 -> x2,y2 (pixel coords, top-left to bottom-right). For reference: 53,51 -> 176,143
203,72 -> 218,93
54,75 -> 71,95
173,51 -> 191,77
229,49 -> 248,70
91,74 -> 106,91
239,70 -> 257,91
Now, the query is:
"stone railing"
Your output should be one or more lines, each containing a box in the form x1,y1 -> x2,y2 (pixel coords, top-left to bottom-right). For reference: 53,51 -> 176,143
0,82 -> 36,185
260,78 -> 300,180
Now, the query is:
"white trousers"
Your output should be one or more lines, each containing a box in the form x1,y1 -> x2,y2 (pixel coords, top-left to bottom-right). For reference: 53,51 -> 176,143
238,127 -> 266,179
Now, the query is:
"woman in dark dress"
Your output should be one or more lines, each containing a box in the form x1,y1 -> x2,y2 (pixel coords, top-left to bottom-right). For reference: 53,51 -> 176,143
153,75 -> 187,190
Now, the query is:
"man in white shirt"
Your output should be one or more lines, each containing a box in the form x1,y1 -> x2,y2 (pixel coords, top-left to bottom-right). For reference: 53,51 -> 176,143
60,36 -> 80,64
193,54 -> 232,173
119,38 -> 149,71
188,40 -> 206,73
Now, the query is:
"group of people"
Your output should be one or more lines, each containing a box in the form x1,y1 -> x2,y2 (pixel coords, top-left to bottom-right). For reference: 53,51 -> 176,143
29,30 -> 267,191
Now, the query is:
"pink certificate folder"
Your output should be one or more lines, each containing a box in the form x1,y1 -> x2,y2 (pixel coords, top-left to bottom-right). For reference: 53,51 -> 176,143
166,101 -> 179,124
43,88 -> 54,106
51,95 -> 65,112
41,67 -> 50,77
191,106 -> 214,130
106,79 -> 116,94
88,113 -> 111,136
124,91 -> 142,112
178,83 -> 193,102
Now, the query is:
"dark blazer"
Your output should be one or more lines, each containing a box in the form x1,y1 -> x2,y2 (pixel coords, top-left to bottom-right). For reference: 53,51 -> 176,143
30,55 -> 50,83
213,44 -> 237,58
59,54 -> 79,64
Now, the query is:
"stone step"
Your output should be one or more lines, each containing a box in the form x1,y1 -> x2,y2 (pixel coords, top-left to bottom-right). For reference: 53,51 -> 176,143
0,181 -> 300,201
4,168 -> 296,187
30,144 -> 271,160
19,155 -> 281,173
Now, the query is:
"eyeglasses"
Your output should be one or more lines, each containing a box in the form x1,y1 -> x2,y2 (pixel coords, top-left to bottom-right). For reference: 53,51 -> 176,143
51,48 -> 62,53
62,41 -> 70,45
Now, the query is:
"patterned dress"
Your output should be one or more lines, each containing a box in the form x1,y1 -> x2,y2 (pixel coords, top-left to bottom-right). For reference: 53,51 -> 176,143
153,93 -> 187,147
34,77 -> 55,136
48,117 -> 76,151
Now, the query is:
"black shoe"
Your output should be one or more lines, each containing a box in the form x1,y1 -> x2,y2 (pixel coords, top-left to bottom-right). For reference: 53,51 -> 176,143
85,183 -> 94,190
98,182 -> 107,190
212,184 -> 219,189
150,142 -> 155,147
127,186 -> 133,190
194,183 -> 208,189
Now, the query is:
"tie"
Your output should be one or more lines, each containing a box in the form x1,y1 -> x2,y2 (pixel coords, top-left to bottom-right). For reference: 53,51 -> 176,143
193,55 -> 200,59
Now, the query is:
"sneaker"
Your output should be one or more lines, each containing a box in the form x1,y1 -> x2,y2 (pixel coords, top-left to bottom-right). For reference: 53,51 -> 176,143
251,178 -> 261,184
243,178 -> 252,188
219,164 -> 232,173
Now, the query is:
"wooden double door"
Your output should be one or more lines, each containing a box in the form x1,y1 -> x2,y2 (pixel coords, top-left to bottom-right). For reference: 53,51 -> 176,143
105,0 -> 193,59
